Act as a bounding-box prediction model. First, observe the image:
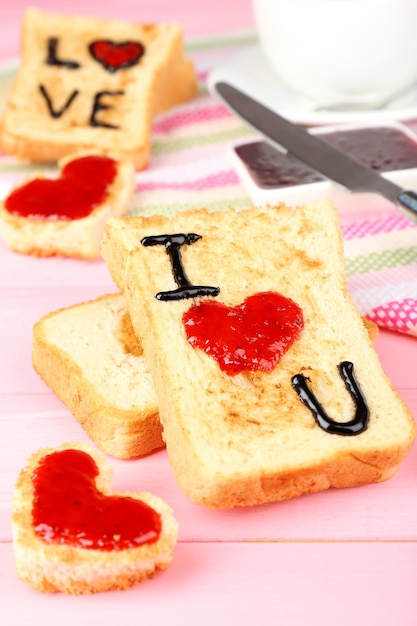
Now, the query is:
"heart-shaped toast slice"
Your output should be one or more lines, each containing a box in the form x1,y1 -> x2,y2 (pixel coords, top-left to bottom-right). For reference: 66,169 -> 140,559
0,151 -> 135,258
4,154 -> 118,220
12,442 -> 178,594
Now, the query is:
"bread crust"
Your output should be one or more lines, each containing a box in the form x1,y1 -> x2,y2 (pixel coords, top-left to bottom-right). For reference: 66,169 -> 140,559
32,293 -> 163,458
12,441 -> 178,594
0,8 -> 197,168
0,150 -> 135,258
101,201 -> 416,508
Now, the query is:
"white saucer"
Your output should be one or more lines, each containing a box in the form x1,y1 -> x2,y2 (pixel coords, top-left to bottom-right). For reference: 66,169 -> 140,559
208,45 -> 417,126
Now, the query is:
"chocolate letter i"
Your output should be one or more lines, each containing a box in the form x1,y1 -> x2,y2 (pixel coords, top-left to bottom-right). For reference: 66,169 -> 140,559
141,233 -> 220,301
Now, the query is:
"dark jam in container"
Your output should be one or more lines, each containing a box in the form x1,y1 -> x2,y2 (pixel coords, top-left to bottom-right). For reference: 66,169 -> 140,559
32,448 -> 162,550
235,141 -> 326,189
235,126 -> 417,189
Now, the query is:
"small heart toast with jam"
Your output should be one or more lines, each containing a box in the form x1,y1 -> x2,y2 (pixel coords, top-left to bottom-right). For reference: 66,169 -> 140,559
0,7 -> 197,169
0,150 -> 135,258
101,199 -> 415,508
12,441 -> 178,594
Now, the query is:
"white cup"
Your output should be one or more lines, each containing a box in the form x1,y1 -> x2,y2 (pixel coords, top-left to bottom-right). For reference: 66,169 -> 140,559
253,0 -> 417,109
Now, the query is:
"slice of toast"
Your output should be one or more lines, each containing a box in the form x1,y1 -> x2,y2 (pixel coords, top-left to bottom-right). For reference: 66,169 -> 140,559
0,8 -> 197,169
101,200 -> 416,508
32,292 -> 376,460
0,150 -> 135,258
12,441 -> 178,594
32,293 -> 162,458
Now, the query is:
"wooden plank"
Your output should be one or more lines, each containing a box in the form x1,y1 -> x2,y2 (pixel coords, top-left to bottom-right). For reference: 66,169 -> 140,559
1,390 -> 416,543
0,286 -> 118,394
0,246 -> 115,288
1,541 -> 416,626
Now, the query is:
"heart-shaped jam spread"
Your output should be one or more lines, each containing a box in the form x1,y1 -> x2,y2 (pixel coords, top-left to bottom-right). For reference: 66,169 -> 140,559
32,449 -> 161,550
4,155 -> 117,220
183,291 -> 304,376
89,40 -> 145,72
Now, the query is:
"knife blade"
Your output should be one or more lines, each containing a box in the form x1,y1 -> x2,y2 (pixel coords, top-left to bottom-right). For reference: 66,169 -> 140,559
214,81 -> 417,223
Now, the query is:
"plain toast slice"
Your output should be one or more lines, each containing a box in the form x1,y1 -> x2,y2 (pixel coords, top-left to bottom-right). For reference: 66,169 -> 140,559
32,293 -> 162,458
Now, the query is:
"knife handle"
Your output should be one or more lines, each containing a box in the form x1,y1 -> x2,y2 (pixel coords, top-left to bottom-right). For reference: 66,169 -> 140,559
397,190 -> 417,223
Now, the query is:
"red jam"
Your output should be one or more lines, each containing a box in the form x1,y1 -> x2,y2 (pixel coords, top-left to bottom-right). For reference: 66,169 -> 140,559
235,126 -> 417,189
4,155 -> 117,220
183,291 -> 304,376
32,449 -> 162,551
89,40 -> 145,72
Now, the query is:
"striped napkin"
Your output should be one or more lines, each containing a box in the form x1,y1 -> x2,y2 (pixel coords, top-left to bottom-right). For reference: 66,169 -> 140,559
0,31 -> 416,336
343,214 -> 416,336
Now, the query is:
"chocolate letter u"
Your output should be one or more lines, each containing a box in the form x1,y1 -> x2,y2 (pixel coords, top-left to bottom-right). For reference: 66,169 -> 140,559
292,361 -> 369,435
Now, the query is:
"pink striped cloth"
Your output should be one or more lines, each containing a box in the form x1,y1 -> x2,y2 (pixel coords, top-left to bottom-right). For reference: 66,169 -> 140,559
0,32 -> 416,336
342,214 -> 417,336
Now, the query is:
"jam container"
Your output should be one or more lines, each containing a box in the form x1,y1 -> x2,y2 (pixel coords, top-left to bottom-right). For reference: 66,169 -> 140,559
231,120 -> 417,212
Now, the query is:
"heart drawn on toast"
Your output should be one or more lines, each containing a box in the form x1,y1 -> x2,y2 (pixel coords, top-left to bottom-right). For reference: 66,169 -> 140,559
32,449 -> 161,550
4,155 -> 117,220
89,40 -> 145,72
183,291 -> 304,376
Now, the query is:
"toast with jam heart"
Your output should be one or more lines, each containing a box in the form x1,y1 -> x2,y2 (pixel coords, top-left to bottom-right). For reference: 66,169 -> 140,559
12,441 -> 178,594
0,150 -> 135,258
0,7 -> 197,169
32,293 -> 162,458
32,293 -> 376,460
101,200 -> 415,508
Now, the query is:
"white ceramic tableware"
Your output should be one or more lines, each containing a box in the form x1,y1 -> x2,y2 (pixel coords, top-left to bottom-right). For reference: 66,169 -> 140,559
253,0 -> 417,110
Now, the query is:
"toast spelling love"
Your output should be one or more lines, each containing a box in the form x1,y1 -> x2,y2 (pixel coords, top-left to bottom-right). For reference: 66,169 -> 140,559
0,10 -> 197,168
39,37 -> 144,127
141,233 -> 369,437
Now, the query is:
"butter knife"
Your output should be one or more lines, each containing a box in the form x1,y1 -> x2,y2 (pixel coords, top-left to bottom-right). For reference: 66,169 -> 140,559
214,81 -> 417,223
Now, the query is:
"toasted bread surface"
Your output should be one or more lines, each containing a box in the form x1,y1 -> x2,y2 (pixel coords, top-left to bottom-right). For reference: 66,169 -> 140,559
101,201 -> 416,508
32,293 -> 163,458
12,441 -> 178,594
0,8 -> 197,168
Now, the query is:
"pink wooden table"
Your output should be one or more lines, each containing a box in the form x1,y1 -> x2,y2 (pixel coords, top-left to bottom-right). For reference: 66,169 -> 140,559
0,2 -> 416,624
